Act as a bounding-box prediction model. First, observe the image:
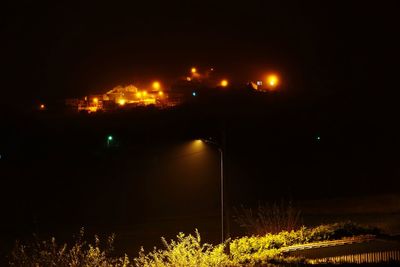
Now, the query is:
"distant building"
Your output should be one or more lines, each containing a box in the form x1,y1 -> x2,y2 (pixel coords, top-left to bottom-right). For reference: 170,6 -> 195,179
65,84 -> 171,113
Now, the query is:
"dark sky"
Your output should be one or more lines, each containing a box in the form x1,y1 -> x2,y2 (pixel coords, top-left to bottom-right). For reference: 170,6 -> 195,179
2,1 -> 397,105
1,1 -> 400,251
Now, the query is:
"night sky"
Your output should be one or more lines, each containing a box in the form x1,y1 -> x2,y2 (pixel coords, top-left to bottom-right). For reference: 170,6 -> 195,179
2,1 -> 397,107
1,1 -> 400,259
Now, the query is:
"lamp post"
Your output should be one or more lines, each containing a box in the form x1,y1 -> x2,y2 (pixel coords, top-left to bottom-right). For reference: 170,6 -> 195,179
201,138 -> 225,243
107,135 -> 113,147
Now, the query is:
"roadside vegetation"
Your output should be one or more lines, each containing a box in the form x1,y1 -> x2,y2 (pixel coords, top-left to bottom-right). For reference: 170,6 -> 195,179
9,222 -> 381,267
7,200 -> 384,266
9,228 -> 130,267
233,201 -> 302,235
135,222 -> 380,267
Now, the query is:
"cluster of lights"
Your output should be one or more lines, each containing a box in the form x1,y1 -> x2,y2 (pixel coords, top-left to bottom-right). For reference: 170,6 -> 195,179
188,67 -> 230,88
188,67 -> 280,90
50,67 -> 283,113
135,91 -> 148,98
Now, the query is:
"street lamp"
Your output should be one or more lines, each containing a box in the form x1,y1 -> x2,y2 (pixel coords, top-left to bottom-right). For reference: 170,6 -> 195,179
199,138 -> 225,243
152,81 -> 161,90
266,74 -> 279,89
107,135 -> 113,147
220,79 -> 229,87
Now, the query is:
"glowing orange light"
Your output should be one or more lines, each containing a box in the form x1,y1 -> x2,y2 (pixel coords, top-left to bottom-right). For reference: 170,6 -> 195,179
186,77 -> 192,81
266,74 -> 279,88
136,92 -> 142,98
118,99 -> 126,106
93,97 -> 99,104
158,91 -> 164,96
191,67 -> 197,74
143,91 -> 147,96
40,104 -> 45,109
220,79 -> 229,87
152,81 -> 161,90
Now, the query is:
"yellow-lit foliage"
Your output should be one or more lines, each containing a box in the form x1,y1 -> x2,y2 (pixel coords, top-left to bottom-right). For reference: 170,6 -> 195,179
135,222 -> 379,267
10,222 -> 378,267
134,230 -> 235,267
135,230 -> 306,266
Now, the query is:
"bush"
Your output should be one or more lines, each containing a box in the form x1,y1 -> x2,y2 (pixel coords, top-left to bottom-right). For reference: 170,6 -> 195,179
233,201 -> 302,235
9,228 -> 132,267
9,222 -> 379,266
229,221 -> 379,265
134,229 -> 236,267
306,221 -> 380,242
136,222 -> 377,266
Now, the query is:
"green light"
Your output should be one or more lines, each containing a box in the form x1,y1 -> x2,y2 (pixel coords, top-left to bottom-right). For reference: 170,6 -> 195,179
316,136 -> 321,140
108,135 -> 113,141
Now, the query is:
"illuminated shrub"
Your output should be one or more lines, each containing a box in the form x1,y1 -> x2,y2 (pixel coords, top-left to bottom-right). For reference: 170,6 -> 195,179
10,222 -> 378,266
134,230 -> 236,267
135,222 -> 376,266
307,221 -> 380,242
